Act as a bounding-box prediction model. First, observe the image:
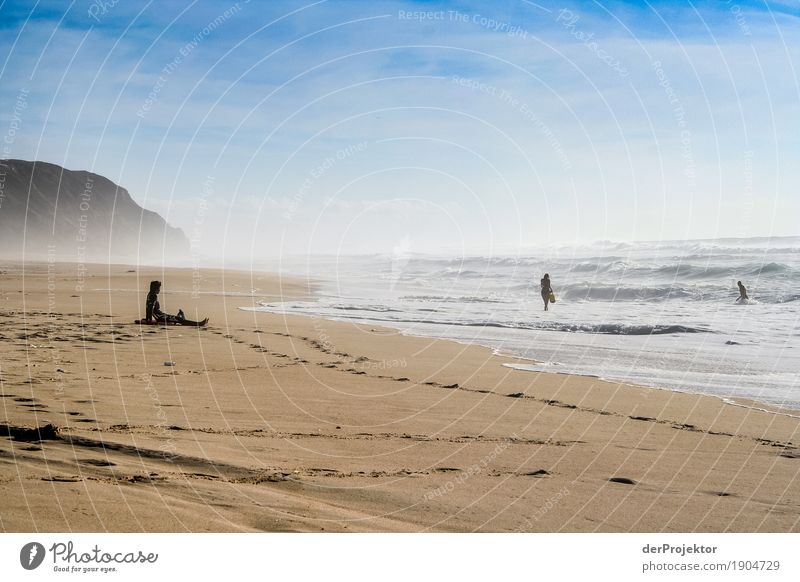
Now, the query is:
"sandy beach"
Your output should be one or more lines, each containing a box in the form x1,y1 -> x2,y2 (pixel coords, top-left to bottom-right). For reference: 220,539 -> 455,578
1,261 -> 798,532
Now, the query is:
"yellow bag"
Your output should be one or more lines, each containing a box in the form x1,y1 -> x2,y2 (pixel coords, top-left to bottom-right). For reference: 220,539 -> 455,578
549,292 -> 556,303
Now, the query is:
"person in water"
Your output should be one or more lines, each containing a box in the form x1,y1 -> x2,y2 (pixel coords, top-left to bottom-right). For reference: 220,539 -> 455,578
145,280 -> 208,326
540,273 -> 553,311
737,280 -> 749,303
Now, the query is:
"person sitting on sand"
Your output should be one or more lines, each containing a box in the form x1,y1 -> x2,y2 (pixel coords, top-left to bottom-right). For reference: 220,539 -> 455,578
145,280 -> 208,326
737,280 -> 749,303
541,273 -> 553,311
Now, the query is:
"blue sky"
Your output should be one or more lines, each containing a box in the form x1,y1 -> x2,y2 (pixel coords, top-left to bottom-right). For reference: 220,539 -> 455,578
1,0 -> 798,258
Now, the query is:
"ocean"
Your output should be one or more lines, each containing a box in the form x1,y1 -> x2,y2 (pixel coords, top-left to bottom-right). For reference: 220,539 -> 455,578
244,236 -> 800,412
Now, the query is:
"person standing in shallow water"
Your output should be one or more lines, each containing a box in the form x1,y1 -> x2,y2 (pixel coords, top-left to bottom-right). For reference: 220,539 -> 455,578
541,273 -> 553,311
737,280 -> 749,303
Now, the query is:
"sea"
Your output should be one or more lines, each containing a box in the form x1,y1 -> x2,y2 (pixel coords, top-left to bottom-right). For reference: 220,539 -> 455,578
243,236 -> 800,412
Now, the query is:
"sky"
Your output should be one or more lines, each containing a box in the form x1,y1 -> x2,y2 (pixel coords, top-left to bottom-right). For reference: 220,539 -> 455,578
1,0 -> 798,260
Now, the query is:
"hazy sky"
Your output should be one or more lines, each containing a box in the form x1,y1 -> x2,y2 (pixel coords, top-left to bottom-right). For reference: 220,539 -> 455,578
1,0 -> 798,259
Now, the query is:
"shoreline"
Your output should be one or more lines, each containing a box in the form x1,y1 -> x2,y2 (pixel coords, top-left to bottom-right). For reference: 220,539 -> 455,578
1,261 -> 798,532
243,303 -> 800,418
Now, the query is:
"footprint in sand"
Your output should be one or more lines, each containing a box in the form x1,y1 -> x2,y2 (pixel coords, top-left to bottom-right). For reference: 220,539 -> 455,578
0,423 -> 59,442
523,469 -> 552,477
80,459 -> 115,467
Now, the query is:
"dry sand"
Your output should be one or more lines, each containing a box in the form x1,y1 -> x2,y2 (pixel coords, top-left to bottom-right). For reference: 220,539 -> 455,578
1,261 -> 798,532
